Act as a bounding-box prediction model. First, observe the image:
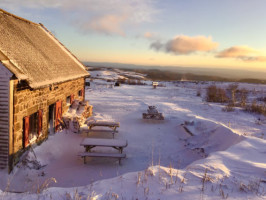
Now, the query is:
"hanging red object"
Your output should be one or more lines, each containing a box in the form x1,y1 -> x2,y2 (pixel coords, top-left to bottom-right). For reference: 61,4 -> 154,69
70,94 -> 74,104
55,101 -> 62,132
81,88 -> 85,98
23,116 -> 30,147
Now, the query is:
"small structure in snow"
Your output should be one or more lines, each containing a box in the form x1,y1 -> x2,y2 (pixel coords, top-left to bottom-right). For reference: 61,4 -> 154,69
152,82 -> 158,89
142,106 -> 164,120
114,82 -> 120,87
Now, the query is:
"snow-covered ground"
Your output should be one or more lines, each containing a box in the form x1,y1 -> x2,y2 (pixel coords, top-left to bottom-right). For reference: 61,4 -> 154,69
88,68 -> 146,81
0,70 -> 265,199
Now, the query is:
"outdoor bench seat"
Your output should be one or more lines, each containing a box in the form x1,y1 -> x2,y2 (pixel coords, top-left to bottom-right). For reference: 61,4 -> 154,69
78,152 -> 126,165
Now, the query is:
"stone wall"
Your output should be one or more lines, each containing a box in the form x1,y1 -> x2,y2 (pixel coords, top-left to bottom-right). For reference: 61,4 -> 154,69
10,77 -> 85,166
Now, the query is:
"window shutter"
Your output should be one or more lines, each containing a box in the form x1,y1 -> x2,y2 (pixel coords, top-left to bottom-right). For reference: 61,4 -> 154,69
70,94 -> 74,104
81,88 -> 84,98
38,110 -> 43,136
23,116 -> 30,147
55,101 -> 62,132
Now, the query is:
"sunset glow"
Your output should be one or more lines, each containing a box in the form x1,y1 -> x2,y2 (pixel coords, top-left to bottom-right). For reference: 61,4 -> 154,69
1,0 -> 266,71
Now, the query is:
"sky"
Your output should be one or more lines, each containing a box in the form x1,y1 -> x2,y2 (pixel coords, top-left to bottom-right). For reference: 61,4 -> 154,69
1,0 -> 266,72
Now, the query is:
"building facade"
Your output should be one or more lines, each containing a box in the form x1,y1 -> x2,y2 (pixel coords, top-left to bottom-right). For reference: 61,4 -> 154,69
0,9 -> 90,172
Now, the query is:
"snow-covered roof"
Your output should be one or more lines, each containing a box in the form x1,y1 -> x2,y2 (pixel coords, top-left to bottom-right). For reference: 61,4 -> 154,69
0,9 -> 89,89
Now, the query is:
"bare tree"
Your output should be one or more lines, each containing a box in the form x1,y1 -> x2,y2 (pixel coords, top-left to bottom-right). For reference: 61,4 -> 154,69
227,83 -> 238,106
239,88 -> 248,107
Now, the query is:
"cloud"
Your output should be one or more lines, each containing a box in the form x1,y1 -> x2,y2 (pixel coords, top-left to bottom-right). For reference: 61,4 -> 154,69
144,32 -> 154,38
217,46 -> 266,62
0,0 -> 159,36
150,41 -> 164,50
150,35 -> 219,55
0,0 -> 61,9
79,14 -> 128,36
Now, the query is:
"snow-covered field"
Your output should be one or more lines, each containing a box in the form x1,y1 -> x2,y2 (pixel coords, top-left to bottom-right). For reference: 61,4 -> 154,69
0,70 -> 265,199
88,69 -> 146,81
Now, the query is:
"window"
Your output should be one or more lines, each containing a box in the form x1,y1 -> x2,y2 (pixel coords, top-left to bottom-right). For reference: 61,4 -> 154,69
78,88 -> 84,97
66,96 -> 71,104
29,112 -> 38,142
23,109 -> 42,147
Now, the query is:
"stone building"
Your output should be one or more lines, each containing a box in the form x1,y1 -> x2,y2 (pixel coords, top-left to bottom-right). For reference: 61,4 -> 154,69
0,9 -> 90,172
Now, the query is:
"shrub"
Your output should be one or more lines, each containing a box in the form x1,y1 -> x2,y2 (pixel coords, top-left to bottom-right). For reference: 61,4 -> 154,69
117,78 -> 126,84
222,104 -> 235,112
238,88 -> 248,107
126,79 -> 137,85
257,96 -> 266,103
125,79 -> 146,85
206,85 -> 228,103
245,100 -> 266,116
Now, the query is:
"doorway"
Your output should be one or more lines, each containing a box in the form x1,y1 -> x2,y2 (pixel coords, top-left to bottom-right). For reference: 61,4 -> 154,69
48,103 -> 55,134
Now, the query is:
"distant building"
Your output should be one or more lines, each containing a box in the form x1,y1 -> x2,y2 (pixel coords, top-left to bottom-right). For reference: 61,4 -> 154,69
0,9 -> 90,172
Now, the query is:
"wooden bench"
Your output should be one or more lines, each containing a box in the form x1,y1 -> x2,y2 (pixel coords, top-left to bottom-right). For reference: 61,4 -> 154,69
87,121 -> 120,131
85,129 -> 118,138
87,121 -> 120,138
80,138 -> 127,153
78,152 -> 126,165
79,138 -> 127,165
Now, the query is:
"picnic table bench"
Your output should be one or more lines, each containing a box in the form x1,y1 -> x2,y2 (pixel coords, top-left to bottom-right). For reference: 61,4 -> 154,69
78,152 -> 126,164
79,138 -> 127,164
87,121 -> 120,131
87,121 -> 120,138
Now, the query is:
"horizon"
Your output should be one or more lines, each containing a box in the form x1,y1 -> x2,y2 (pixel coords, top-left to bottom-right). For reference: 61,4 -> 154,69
84,60 -> 266,72
1,1 -> 266,72
84,61 -> 266,80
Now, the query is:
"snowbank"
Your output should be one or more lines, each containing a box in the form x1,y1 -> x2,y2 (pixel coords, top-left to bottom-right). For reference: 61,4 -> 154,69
1,71 -> 266,199
2,138 -> 265,200
2,119 -> 264,199
184,116 -> 244,154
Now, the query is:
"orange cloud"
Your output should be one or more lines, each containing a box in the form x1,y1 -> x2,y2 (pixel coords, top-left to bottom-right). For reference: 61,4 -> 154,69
144,32 -> 156,39
217,46 -> 266,62
2,0 -> 159,36
89,14 -> 128,36
150,35 -> 218,55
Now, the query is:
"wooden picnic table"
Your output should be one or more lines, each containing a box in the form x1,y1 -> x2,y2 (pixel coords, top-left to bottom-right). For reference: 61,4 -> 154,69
80,138 -> 127,153
79,138 -> 127,164
87,121 -> 120,138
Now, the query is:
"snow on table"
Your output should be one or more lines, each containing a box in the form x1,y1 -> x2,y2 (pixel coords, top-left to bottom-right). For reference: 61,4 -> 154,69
87,121 -> 120,127
80,138 -> 127,147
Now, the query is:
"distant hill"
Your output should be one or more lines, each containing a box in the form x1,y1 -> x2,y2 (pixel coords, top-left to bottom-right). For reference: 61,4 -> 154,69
83,61 -> 266,81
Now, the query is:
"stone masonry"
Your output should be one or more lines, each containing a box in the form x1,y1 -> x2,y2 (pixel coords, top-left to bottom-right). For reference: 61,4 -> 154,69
10,77 -> 86,167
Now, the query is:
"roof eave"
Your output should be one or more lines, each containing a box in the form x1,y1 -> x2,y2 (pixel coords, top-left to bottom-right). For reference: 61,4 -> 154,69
28,74 -> 89,89
0,60 -> 29,81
